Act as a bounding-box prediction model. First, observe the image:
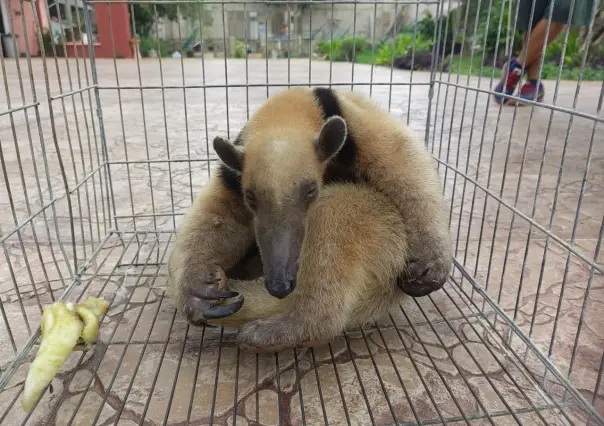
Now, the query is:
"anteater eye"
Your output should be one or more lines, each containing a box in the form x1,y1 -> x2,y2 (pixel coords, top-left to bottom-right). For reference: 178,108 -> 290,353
244,190 -> 256,210
306,183 -> 318,202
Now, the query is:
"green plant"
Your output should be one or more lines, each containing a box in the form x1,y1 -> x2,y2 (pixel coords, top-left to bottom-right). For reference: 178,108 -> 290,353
375,33 -> 433,65
399,9 -> 462,56
587,44 -> 604,68
206,37 -> 215,51
40,28 -> 64,57
416,11 -> 436,40
544,29 -> 583,68
131,3 -> 203,37
340,36 -> 367,61
474,0 -> 522,57
317,39 -> 343,61
235,40 -> 246,58
317,36 -> 368,61
139,36 -> 154,57
139,36 -> 172,57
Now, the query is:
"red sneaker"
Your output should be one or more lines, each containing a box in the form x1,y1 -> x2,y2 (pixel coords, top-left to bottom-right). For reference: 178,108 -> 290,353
493,58 -> 523,105
518,80 -> 545,103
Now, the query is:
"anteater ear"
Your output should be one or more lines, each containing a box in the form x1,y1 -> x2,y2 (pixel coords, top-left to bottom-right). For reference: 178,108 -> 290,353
214,136 -> 244,173
315,116 -> 347,164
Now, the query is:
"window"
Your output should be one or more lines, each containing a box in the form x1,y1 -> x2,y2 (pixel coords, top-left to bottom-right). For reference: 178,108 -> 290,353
47,0 -> 98,43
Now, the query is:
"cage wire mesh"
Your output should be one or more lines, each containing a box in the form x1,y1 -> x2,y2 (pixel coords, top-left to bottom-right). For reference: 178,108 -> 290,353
0,0 -> 603,423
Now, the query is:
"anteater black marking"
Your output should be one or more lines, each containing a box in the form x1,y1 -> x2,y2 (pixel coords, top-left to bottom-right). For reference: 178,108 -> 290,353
218,127 -> 245,193
219,128 -> 246,194
313,87 -> 358,183
233,129 -> 245,146
220,88 -> 359,192
218,164 -> 242,194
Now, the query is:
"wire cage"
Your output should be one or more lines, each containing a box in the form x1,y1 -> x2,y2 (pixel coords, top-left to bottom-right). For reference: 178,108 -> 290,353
0,0 -> 603,423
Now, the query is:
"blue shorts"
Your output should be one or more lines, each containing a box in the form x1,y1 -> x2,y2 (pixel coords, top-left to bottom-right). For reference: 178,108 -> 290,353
516,0 -> 595,32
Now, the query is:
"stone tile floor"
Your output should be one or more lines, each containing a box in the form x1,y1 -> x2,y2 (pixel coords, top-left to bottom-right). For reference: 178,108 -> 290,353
0,57 -> 602,425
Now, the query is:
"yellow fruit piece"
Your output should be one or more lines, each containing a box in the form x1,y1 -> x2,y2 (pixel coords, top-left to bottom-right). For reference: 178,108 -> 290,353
21,297 -> 109,412
80,296 -> 111,319
22,302 -> 82,412
76,297 -> 110,347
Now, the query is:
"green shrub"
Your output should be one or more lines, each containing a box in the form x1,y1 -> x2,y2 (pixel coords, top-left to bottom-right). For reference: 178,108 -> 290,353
375,33 -> 433,65
139,37 -> 154,57
401,11 -> 438,42
139,36 -> 172,58
235,40 -> 246,58
474,0 -> 523,57
40,28 -> 64,57
400,10 -> 462,56
544,29 -> 583,68
340,36 -> 367,61
317,39 -> 343,61
375,43 -> 393,66
587,44 -> 604,69
317,36 -> 367,61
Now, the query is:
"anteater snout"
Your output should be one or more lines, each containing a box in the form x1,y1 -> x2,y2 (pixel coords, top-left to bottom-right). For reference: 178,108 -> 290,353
266,276 -> 296,299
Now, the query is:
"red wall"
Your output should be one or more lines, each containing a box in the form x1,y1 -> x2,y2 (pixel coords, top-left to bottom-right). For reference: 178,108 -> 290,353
8,0 -> 132,59
64,3 -> 133,59
10,0 -> 39,55
93,3 -> 133,58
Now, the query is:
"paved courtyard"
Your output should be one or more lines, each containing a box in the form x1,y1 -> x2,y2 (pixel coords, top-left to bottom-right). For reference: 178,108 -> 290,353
0,58 -> 602,425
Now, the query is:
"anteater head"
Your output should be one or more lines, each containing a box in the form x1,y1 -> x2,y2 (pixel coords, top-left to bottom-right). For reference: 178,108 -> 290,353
213,116 -> 347,299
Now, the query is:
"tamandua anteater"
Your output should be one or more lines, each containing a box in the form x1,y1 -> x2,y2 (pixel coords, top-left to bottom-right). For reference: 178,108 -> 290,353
168,87 -> 451,332
181,182 -> 410,352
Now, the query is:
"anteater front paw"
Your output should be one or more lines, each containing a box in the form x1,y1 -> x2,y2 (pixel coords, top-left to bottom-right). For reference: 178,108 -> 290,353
398,256 -> 451,297
181,264 -> 243,326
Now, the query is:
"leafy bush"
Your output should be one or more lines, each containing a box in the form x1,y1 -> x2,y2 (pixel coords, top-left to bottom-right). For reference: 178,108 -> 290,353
317,36 -> 367,61
40,28 -> 64,57
375,33 -> 433,66
317,39 -> 333,58
544,29 -> 583,68
235,40 -> 246,58
139,37 -> 154,57
415,11 -> 436,40
588,44 -> 604,69
317,39 -> 342,60
340,36 -> 367,61
139,36 -> 172,57
374,43 -> 393,66
401,10 -> 461,56
474,0 -> 523,57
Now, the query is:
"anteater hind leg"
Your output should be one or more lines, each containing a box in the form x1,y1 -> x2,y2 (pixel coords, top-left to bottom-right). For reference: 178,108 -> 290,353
203,270 -> 345,352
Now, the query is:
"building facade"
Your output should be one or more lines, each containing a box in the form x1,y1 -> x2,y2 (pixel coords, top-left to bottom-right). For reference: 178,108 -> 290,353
0,0 -> 133,58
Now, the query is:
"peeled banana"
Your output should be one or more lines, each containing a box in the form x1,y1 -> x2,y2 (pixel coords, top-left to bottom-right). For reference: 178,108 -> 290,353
21,296 -> 110,412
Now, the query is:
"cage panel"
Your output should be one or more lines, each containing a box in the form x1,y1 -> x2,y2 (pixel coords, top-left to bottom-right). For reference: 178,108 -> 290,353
1,0 -> 603,424
0,232 -> 587,425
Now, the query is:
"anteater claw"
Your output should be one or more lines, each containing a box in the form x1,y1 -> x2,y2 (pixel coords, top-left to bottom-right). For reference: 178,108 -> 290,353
192,287 -> 239,300
204,296 -> 244,319
191,318 -> 217,327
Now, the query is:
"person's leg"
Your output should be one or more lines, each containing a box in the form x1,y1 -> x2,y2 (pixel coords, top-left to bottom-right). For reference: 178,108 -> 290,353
493,0 -> 547,104
509,0 -> 594,103
518,19 -> 566,73
494,17 -> 564,104
507,19 -> 565,103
